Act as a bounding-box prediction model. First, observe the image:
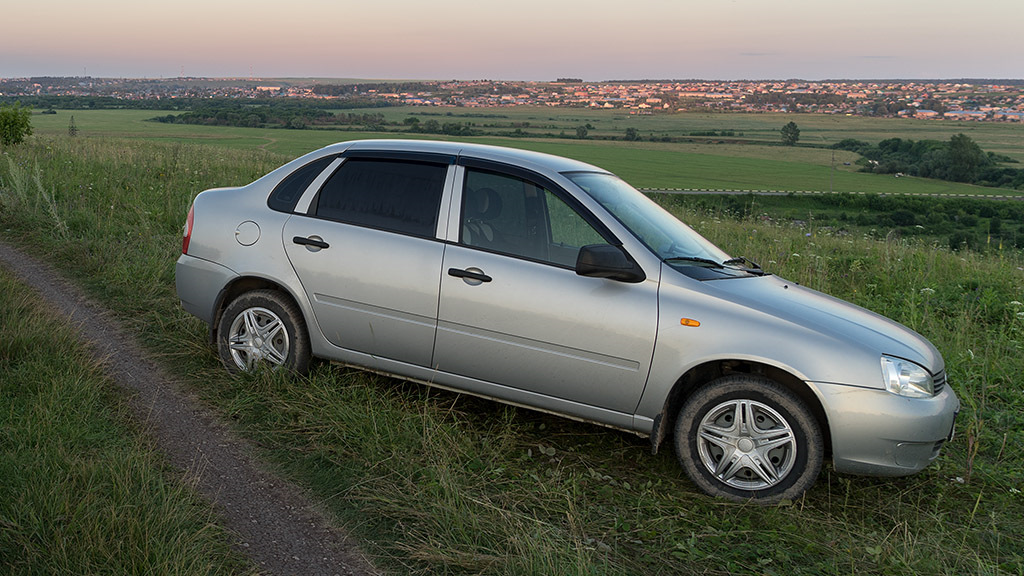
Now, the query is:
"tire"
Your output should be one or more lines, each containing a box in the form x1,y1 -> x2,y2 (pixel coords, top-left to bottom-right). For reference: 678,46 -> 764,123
217,290 -> 311,375
674,375 -> 823,503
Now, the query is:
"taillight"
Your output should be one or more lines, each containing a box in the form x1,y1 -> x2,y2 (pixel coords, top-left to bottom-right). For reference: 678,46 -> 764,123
182,204 -> 195,254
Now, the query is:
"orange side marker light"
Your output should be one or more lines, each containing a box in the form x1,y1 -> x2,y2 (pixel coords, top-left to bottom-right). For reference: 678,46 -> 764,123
680,318 -> 701,327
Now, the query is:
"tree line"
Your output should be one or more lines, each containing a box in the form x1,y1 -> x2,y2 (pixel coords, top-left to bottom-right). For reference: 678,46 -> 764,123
150,101 -> 391,130
692,190 -> 1024,252
832,134 -> 1024,189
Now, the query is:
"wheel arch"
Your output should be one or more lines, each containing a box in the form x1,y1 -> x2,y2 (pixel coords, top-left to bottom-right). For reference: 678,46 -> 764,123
650,359 -> 831,457
210,276 -> 309,345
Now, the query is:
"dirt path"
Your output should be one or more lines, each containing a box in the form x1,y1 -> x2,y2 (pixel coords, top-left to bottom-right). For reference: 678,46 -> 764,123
0,240 -> 380,576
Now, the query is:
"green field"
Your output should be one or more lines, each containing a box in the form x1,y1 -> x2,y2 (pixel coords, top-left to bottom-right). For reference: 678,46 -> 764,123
29,108 -> 1023,197
3,114 -> 1024,575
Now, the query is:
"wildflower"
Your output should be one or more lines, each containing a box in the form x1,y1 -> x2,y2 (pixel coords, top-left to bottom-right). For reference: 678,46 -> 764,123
920,288 -> 936,295
1017,312 -> 1024,320
1010,301 -> 1023,307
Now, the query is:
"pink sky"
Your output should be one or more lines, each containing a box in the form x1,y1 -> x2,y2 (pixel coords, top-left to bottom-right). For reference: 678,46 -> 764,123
4,0 -> 1021,80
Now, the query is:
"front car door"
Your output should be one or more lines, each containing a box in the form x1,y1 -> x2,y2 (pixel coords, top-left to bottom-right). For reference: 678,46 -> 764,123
433,161 -> 659,415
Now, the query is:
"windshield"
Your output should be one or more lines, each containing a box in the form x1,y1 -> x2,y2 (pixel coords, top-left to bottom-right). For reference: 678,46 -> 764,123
566,172 -> 731,264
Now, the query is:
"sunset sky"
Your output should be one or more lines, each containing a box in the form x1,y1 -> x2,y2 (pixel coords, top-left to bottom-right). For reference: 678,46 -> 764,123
3,0 -> 1021,80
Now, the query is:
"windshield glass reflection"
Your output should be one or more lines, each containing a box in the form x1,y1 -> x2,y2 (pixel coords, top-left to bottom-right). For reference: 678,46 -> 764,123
566,172 -> 730,264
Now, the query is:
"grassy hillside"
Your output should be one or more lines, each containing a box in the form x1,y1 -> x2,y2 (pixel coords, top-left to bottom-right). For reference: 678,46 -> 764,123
2,134 -> 1022,575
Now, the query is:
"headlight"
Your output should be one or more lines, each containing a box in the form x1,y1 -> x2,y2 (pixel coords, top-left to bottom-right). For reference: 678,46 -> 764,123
881,355 -> 935,398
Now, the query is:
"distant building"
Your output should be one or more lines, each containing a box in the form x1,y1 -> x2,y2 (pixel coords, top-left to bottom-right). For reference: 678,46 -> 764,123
944,110 -> 988,120
994,111 -> 1024,122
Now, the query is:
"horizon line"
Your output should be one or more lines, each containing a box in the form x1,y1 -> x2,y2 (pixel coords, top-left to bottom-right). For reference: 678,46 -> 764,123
4,75 -> 1024,84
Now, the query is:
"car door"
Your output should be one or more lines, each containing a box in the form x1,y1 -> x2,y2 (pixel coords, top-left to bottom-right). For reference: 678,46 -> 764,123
283,153 -> 453,367
433,162 -> 659,413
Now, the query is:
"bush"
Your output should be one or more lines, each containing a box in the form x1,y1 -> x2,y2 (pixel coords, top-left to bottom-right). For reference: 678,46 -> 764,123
0,102 -> 33,146
949,230 -> 979,251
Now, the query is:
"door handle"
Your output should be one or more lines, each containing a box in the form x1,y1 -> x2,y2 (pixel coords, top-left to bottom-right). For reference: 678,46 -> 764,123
293,236 -> 330,249
448,267 -> 492,283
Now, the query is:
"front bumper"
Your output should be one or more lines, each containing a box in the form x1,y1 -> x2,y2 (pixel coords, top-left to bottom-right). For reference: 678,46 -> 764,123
811,381 -> 960,477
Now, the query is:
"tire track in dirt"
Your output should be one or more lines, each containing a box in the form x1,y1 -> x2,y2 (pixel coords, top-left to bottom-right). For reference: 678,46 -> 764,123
0,240 -> 379,576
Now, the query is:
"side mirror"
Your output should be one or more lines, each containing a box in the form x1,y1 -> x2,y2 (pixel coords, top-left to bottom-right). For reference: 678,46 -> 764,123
575,244 -> 646,283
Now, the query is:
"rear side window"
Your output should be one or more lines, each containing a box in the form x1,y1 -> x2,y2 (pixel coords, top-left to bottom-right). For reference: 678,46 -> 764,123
268,155 -> 335,213
315,158 -> 446,238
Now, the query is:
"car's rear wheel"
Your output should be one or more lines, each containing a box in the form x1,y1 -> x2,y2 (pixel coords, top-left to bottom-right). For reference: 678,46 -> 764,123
217,290 -> 311,375
674,375 -> 823,503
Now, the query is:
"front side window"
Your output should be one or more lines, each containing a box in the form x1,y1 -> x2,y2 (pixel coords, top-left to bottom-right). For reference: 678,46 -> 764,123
461,168 -> 607,267
315,158 -> 446,238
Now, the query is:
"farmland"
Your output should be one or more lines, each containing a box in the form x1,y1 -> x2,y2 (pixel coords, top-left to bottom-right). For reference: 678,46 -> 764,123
2,110 -> 1024,574
28,108 -> 1024,192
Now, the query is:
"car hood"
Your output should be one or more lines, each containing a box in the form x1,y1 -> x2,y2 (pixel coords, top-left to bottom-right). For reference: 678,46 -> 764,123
701,274 -> 944,374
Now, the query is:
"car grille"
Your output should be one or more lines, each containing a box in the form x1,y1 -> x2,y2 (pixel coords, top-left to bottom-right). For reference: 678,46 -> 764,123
933,370 -> 946,395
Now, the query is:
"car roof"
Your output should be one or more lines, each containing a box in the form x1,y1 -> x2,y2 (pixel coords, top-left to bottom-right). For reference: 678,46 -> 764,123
319,139 -> 610,175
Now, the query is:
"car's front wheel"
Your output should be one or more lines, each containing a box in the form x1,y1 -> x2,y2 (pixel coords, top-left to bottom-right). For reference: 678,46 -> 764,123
217,290 -> 311,375
674,375 -> 823,503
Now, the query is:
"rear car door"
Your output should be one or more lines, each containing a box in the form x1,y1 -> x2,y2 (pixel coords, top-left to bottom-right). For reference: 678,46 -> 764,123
433,161 -> 659,413
283,152 -> 453,367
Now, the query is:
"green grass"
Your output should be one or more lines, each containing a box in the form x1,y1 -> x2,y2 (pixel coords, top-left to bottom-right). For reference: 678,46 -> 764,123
2,134 -> 1023,574
0,266 -> 250,575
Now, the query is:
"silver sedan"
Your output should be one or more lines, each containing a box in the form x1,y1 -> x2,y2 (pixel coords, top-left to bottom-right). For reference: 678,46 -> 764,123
176,139 -> 959,502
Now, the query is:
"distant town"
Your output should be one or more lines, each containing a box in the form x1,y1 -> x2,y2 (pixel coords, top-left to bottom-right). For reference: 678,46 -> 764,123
2,76 -> 1024,122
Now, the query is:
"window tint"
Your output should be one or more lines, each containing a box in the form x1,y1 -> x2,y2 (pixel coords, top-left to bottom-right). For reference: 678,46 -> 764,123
315,158 -> 446,238
462,169 -> 607,267
268,155 -> 335,213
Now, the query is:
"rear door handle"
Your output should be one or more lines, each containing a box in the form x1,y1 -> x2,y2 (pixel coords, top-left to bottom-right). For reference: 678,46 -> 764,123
448,267 -> 492,283
293,236 -> 330,249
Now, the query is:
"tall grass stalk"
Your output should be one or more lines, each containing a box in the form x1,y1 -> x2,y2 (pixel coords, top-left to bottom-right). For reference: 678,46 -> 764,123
1,156 -> 68,236
2,135 -> 1022,575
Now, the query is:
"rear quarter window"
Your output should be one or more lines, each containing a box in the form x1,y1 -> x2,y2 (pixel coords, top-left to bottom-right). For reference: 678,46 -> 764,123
267,156 -> 336,213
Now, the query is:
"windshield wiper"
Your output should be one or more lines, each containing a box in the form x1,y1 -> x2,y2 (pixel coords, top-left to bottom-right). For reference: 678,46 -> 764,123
664,256 -> 724,268
723,256 -> 761,269
722,256 -> 768,275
